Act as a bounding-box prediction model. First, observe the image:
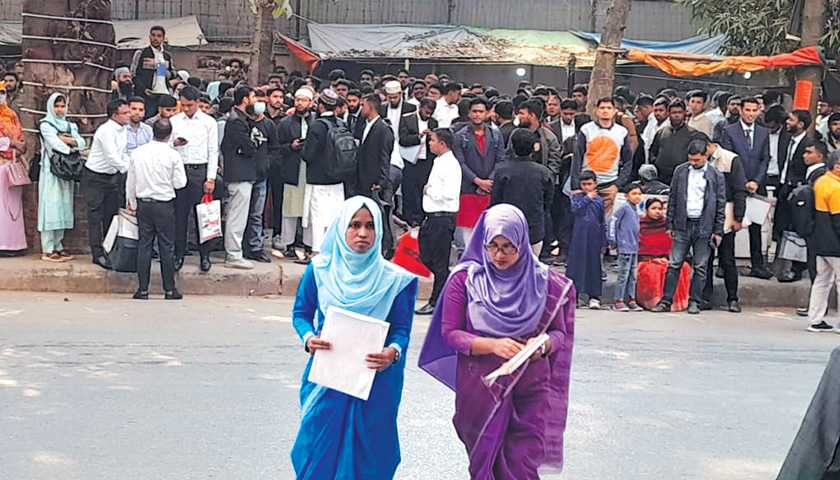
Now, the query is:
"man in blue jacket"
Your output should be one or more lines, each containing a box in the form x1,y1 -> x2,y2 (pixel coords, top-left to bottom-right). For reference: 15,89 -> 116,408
720,97 -> 773,279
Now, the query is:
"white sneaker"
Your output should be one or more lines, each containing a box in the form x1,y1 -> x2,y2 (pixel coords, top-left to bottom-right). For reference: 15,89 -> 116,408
225,258 -> 254,270
589,298 -> 601,310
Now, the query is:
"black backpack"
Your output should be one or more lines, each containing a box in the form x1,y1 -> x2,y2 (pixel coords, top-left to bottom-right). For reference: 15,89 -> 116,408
789,183 -> 816,238
317,117 -> 357,183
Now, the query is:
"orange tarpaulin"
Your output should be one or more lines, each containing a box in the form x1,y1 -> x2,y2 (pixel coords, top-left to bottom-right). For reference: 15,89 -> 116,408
625,46 -> 823,77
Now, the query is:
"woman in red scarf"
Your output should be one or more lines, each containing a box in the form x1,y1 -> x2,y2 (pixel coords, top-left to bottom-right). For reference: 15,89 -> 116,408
636,198 -> 691,311
0,80 -> 28,252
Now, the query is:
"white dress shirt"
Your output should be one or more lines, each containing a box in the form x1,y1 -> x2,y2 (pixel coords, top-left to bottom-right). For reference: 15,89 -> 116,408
387,104 -> 404,169
686,163 -> 708,219
433,98 -> 459,128
767,131 -> 780,177
417,114 -> 429,160
560,120 -> 576,143
86,119 -> 129,174
782,131 -> 807,183
423,150 -> 461,213
170,110 -> 220,181
642,111 -> 658,162
740,120 -> 755,150
407,97 -> 420,107
126,140 -> 187,209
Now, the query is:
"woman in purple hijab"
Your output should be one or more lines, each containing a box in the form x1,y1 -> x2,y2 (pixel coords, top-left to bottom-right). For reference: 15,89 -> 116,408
419,204 -> 576,479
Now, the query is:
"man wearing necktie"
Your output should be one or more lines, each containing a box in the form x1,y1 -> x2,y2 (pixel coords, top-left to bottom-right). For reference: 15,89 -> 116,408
721,97 -> 773,280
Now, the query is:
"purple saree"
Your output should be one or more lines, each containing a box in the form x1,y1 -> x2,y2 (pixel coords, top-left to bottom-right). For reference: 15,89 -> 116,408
420,268 -> 575,479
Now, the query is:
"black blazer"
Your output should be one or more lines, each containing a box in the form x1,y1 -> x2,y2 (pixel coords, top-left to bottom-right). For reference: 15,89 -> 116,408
720,121 -> 771,185
780,133 -> 812,188
666,162 -> 726,237
398,112 -> 438,163
277,113 -> 313,185
379,101 -> 416,120
352,116 -> 394,195
220,108 -> 257,183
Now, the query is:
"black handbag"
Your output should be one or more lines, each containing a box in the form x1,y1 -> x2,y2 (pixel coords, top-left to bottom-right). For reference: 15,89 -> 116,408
50,150 -> 85,182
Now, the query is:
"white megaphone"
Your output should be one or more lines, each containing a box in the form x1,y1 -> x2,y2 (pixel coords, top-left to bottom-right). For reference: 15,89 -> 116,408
151,61 -> 170,95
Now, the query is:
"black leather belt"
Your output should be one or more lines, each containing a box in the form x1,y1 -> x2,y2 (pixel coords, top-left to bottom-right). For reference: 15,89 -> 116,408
138,198 -> 173,203
428,212 -> 456,218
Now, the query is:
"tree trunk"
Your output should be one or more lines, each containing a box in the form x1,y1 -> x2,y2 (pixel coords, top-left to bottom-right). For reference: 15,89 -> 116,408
249,3 -> 275,85
797,0 -> 823,132
585,0 -> 631,115
21,0 -> 115,252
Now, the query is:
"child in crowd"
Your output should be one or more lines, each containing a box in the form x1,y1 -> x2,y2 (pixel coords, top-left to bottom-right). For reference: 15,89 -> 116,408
609,183 -> 644,311
567,170 -> 606,309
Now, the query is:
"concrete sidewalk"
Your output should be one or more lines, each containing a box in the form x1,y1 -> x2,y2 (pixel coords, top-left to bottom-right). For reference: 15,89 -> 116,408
0,253 -> 818,308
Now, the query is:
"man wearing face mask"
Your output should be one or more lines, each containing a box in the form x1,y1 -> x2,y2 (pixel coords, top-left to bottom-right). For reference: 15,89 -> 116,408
221,86 -> 258,269
112,67 -> 135,102
170,85 -> 219,272
244,92 -> 277,264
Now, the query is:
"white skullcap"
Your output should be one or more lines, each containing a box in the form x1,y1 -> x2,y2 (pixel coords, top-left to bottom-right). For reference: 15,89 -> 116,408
177,70 -> 190,82
384,81 -> 402,94
294,88 -> 314,100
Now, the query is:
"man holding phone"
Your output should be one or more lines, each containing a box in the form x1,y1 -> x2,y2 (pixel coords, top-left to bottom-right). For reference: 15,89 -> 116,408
169,85 -> 219,272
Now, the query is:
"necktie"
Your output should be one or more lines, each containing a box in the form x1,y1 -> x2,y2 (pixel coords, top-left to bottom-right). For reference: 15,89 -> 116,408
745,128 -> 752,150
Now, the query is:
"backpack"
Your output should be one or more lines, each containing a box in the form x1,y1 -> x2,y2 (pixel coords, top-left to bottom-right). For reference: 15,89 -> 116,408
317,117 -> 357,183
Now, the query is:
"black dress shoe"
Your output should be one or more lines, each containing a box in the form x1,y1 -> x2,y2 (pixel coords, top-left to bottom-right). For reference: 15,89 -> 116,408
797,307 -> 809,317
687,301 -> 701,314
650,302 -> 671,313
246,251 -> 272,263
715,267 -> 724,279
174,257 -> 184,271
748,267 -> 773,280
133,290 -> 149,300
414,303 -> 435,315
699,301 -> 712,311
728,300 -> 742,313
93,256 -> 113,270
777,271 -> 803,283
200,255 -> 211,272
165,289 -> 183,300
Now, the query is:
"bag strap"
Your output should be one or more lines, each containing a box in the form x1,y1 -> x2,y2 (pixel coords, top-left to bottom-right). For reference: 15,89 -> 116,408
201,194 -> 214,204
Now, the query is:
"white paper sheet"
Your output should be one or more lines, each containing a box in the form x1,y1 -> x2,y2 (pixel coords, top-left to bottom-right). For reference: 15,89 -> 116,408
745,196 -> 773,226
482,333 -> 550,387
308,306 -> 390,401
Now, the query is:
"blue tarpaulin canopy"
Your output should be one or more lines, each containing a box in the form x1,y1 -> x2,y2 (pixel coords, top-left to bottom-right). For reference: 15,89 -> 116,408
571,31 -> 726,55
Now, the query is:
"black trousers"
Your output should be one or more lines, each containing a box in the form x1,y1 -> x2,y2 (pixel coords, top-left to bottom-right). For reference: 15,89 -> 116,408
550,186 -> 572,256
402,159 -> 433,227
137,200 -> 177,292
418,213 -> 456,306
703,231 -> 739,303
82,168 -> 121,259
268,163 -> 285,236
175,164 -> 211,261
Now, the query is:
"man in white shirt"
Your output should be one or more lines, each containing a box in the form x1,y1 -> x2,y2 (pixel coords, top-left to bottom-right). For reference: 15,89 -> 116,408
83,99 -> 131,269
432,82 -> 461,128
416,128 -> 462,316
651,138 -> 725,315
126,118 -> 187,300
169,85 -> 219,272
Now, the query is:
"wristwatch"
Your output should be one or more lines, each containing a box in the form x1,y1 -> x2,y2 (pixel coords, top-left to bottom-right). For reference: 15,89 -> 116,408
392,347 -> 401,364
539,343 -> 547,358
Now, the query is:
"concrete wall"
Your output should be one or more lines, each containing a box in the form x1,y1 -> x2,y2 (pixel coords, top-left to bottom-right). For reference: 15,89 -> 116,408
2,0 -> 700,42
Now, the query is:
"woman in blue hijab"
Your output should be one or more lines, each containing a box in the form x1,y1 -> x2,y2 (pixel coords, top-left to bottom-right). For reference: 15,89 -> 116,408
291,196 -> 418,480
38,92 -> 86,262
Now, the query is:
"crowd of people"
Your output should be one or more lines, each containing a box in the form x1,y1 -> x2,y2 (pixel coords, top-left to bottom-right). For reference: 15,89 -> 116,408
0,24 -> 839,328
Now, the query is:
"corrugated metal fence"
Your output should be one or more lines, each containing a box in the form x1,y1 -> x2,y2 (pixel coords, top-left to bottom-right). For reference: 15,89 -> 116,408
2,0 -> 698,43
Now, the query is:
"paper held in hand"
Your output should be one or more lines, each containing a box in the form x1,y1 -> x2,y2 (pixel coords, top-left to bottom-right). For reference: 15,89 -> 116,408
308,306 -> 390,401
482,333 -> 550,387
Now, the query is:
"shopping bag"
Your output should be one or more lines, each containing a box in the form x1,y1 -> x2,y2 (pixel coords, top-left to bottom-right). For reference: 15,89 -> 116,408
391,229 -> 431,278
778,231 -> 808,263
103,209 -> 139,273
196,194 -> 222,243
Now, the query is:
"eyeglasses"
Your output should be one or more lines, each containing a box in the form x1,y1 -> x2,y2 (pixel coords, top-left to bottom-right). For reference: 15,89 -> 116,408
485,243 -> 518,255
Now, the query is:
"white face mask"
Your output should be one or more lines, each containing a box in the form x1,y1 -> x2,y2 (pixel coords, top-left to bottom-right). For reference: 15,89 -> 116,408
0,94 -> 6,105
513,117 -> 520,127
253,102 -> 266,115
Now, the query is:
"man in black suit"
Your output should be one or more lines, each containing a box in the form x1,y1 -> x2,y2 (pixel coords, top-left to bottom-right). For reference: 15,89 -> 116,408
652,139 -> 726,315
720,96 -> 773,279
762,105 -> 790,193
399,97 -> 438,227
775,109 -> 813,283
274,88 -> 314,256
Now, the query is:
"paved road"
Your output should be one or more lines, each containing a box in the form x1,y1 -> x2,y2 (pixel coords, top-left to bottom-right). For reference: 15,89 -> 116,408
1,291 -> 839,479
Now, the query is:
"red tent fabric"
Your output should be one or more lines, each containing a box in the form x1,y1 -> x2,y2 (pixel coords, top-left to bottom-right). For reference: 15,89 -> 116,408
280,34 -> 320,72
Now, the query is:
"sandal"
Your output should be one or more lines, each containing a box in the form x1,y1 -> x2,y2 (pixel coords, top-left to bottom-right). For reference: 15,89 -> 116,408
58,250 -> 74,260
41,252 -> 66,263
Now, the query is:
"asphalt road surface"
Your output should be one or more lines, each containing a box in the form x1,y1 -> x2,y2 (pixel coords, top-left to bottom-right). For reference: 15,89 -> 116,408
1,291 -> 839,479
